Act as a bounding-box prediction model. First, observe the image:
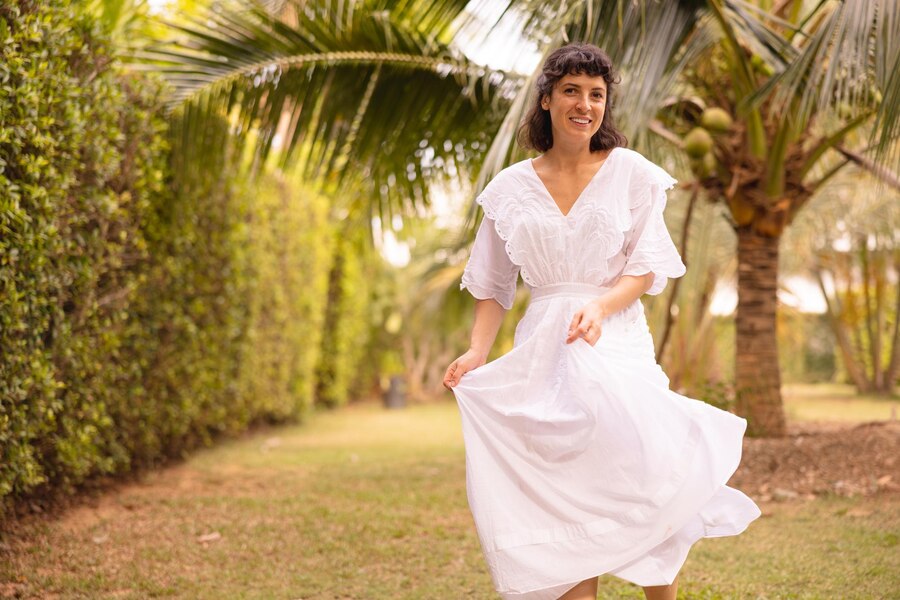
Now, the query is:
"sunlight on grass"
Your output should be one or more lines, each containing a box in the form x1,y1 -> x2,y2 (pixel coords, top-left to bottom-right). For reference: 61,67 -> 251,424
3,400 -> 897,599
784,383 -> 900,423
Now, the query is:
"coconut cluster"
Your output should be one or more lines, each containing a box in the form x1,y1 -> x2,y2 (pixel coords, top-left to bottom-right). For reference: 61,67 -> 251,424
684,107 -> 733,179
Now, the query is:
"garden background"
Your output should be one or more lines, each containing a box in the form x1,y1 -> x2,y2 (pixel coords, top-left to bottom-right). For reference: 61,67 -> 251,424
1,1 -> 898,598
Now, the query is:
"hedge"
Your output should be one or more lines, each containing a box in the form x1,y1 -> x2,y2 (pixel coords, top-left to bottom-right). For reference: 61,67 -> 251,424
0,0 -> 373,517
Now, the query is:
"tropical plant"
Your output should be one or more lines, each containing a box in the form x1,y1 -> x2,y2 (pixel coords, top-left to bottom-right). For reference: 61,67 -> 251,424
141,0 -> 513,223
782,170 -> 900,395
148,0 -> 900,436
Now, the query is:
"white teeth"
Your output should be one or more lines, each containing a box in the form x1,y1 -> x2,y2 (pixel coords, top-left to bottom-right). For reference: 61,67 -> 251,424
571,118 -> 590,124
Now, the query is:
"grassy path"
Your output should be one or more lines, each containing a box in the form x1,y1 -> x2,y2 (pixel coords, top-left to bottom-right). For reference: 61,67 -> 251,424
2,401 -> 898,599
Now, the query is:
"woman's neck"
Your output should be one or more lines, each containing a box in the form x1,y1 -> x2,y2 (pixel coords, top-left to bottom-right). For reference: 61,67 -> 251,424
539,141 -> 602,171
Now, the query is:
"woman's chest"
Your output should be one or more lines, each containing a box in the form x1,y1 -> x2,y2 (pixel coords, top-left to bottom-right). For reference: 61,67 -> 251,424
499,187 -> 632,262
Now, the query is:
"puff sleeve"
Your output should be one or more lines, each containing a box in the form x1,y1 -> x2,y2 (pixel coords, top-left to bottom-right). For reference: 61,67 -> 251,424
622,163 -> 687,295
459,215 -> 520,310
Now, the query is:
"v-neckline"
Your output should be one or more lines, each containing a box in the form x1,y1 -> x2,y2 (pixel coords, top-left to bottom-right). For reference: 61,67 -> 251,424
528,147 -> 618,218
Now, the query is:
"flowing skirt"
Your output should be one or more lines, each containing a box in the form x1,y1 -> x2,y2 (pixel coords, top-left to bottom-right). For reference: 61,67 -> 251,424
451,282 -> 761,599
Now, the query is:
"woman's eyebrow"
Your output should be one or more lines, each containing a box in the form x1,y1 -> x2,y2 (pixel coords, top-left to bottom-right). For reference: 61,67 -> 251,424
562,83 -> 606,92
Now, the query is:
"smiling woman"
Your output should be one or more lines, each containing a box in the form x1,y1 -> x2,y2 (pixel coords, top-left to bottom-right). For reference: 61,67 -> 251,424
443,42 -> 760,600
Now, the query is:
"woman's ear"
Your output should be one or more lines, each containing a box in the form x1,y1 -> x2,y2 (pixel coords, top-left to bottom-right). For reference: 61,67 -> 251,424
540,92 -> 550,110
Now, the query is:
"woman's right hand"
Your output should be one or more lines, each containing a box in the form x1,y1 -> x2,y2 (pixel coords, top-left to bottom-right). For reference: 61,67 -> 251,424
443,348 -> 488,390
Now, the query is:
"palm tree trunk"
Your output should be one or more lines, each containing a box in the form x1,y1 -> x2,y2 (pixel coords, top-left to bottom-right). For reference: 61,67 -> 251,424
735,227 -> 786,437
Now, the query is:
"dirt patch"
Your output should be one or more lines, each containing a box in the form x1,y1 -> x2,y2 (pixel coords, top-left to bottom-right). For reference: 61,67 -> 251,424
730,420 -> 900,501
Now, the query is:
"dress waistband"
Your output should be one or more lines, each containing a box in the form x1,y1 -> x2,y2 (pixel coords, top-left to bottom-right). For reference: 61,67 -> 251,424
529,282 -> 612,302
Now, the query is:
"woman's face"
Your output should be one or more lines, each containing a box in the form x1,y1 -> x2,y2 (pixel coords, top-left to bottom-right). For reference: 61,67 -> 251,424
540,72 -> 607,147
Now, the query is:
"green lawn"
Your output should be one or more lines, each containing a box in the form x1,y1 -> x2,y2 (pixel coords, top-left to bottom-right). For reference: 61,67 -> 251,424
2,401 -> 897,599
783,383 -> 899,423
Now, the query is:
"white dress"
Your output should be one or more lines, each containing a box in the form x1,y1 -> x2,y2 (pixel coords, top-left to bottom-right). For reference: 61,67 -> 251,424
452,147 -> 761,600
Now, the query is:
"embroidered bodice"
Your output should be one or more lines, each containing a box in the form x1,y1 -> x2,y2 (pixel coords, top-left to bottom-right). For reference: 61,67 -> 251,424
460,147 -> 686,310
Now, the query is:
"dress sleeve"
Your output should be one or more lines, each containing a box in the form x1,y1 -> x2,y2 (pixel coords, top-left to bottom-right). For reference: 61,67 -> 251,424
622,163 -> 687,295
459,214 -> 520,310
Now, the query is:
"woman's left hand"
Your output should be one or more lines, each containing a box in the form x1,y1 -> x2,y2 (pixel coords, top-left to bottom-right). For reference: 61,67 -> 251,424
566,299 -> 609,345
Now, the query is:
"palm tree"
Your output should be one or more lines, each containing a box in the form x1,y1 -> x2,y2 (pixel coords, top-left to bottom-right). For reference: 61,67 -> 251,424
147,0 -> 900,436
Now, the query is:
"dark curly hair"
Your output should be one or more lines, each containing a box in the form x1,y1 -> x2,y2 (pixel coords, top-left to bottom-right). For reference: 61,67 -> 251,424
517,43 -> 627,152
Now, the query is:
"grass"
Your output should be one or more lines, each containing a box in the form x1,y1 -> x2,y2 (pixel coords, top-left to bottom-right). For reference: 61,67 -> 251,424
2,400 -> 898,599
783,383 -> 899,423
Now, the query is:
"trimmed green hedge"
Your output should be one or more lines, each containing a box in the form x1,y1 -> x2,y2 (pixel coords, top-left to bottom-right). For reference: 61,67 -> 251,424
0,0 -> 165,500
0,0 -> 373,516
315,227 -> 374,408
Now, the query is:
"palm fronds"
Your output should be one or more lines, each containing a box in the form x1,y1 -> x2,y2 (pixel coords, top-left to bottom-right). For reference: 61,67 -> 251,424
142,0 -> 519,218
746,0 -> 900,171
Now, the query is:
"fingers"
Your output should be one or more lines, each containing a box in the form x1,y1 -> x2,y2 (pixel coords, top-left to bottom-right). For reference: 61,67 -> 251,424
566,320 -> 602,345
566,312 -> 583,344
443,362 -> 462,389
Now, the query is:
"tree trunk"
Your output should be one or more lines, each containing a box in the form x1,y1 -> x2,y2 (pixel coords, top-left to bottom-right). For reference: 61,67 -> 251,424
735,227 -> 786,437
813,268 -> 870,392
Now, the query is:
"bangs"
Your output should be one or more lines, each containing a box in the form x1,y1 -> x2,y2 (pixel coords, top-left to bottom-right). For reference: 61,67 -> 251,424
554,51 -> 612,79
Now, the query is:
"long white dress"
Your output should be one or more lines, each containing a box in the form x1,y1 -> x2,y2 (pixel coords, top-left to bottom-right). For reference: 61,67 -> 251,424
452,147 -> 761,599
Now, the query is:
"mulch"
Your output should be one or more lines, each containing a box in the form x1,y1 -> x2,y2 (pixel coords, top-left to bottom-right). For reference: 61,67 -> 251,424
729,420 -> 900,501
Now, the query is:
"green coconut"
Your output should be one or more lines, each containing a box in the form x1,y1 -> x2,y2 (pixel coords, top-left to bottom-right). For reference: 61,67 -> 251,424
690,152 -> 718,179
700,107 -> 733,134
683,127 -> 713,159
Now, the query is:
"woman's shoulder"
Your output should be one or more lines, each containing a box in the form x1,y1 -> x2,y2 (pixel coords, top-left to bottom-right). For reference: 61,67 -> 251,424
612,146 -> 662,172
478,159 -> 536,196
613,147 -> 677,191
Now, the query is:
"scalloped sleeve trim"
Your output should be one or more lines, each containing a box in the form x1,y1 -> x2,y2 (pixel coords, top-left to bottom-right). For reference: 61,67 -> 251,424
624,161 -> 686,295
459,209 -> 520,310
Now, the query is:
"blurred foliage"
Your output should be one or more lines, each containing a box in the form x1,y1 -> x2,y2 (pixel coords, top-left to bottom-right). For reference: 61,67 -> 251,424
782,170 -> 900,395
777,309 -> 836,385
643,181 -> 737,398
232,171 -> 335,421
315,224 -> 375,408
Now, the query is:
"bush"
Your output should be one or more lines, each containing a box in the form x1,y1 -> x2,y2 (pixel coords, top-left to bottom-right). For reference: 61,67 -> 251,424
0,0 -> 169,500
0,1 -> 370,516
315,226 -> 374,408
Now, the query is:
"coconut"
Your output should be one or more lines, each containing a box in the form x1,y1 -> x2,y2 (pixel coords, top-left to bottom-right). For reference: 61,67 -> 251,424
727,194 -> 755,227
689,152 -> 717,179
683,127 -> 713,159
700,107 -> 733,134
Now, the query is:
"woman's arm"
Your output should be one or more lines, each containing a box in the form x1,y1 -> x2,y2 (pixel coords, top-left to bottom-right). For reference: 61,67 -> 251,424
565,273 -> 654,345
443,298 -> 506,389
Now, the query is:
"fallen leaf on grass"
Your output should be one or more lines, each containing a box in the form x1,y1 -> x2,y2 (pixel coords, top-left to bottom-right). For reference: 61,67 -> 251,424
197,532 -> 222,543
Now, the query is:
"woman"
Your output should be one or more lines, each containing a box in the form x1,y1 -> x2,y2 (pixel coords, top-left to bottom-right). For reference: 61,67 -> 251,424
443,43 -> 760,600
